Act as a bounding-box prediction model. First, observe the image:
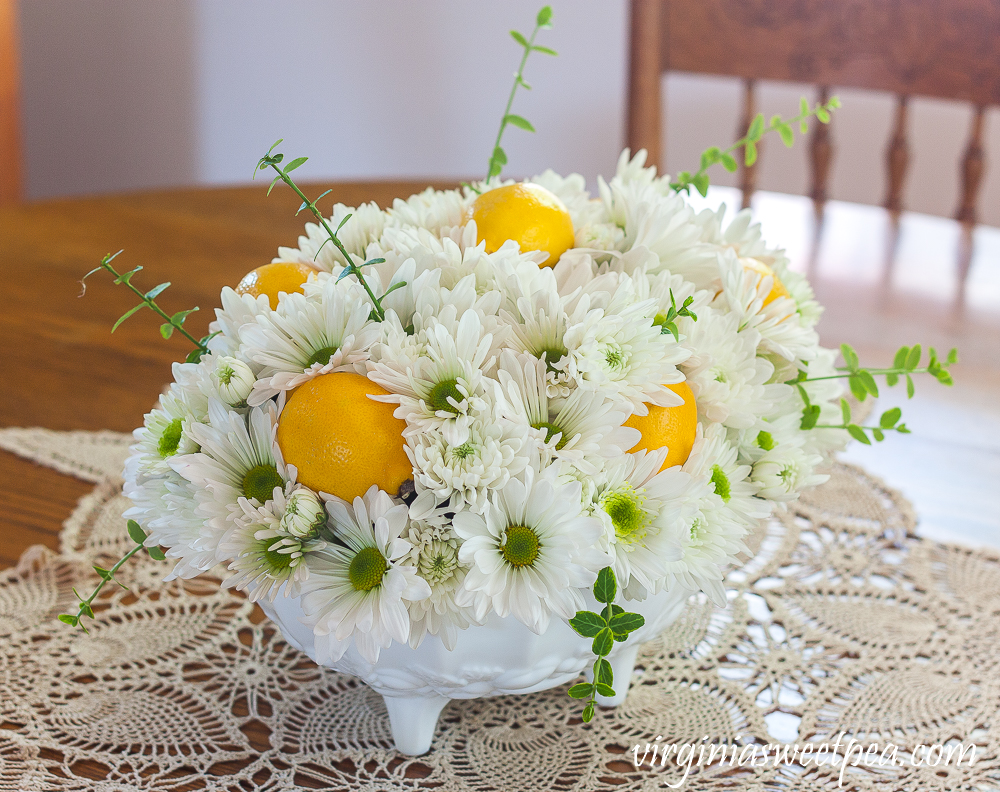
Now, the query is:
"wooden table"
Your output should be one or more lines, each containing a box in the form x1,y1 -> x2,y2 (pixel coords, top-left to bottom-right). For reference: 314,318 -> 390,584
3,183 -> 1000,571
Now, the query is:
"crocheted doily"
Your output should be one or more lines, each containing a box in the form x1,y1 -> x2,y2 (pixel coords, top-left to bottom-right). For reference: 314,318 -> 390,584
1,427 -> 997,791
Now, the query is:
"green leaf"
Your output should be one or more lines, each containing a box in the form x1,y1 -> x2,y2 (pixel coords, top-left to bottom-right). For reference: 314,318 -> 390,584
582,701 -> 595,722
828,95 -> 842,109
170,308 -> 198,326
897,423 -> 911,434
609,611 -> 645,635
533,45 -> 558,56
147,545 -> 166,561
505,114 -> 536,132
947,348 -> 959,365
816,106 -> 831,123
592,627 -> 614,656
886,372 -> 899,387
840,398 -> 852,425
847,424 -> 871,445
510,29 -> 529,47
58,614 -> 79,626
283,156 -> 308,174
848,374 -> 868,403
93,565 -> 112,580
872,428 -> 885,442
800,403 -> 821,430
747,112 -> 764,141
80,602 -> 95,619
569,611 -> 606,638
744,141 -> 757,167
113,265 -> 142,285
757,430 -> 775,451
936,370 -> 954,386
691,172 -> 710,197
594,658 -> 613,686
336,212 -> 354,233
111,303 -> 145,332
905,344 -> 922,370
126,519 -> 147,545
778,123 -> 794,147
160,322 -> 174,339
380,280 -> 408,299
144,282 -> 171,300
593,567 -> 616,604
800,97 -> 810,117
594,682 -> 616,698
880,407 -> 902,428
721,153 -> 738,172
906,374 -> 915,398
536,5 -> 553,26
840,343 -> 860,372
186,347 -> 208,364
567,682 -> 593,699
266,174 -> 281,196
600,603 -> 624,621
492,146 -> 508,166
858,370 -> 879,397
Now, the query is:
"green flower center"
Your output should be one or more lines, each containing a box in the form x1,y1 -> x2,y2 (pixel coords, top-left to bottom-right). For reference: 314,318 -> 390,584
418,541 -> 459,585
427,378 -> 465,414
452,441 -> 476,460
779,465 -> 797,488
535,344 -> 568,372
349,546 -> 387,591
158,419 -> 184,458
710,465 -> 731,503
605,346 -> 627,370
242,464 -> 283,502
531,420 -> 568,450
603,484 -> 648,539
502,524 -> 540,568
262,542 -> 295,575
217,363 -> 236,385
305,344 -> 339,368
756,430 -> 775,451
690,518 -> 706,542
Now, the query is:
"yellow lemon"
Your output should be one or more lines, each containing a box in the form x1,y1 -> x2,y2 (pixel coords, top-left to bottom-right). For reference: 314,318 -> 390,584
623,381 -> 698,470
741,257 -> 791,307
235,261 -> 315,310
277,372 -> 411,502
469,183 -> 575,267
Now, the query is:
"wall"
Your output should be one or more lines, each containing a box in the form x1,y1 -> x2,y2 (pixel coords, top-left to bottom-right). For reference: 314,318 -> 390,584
17,0 -> 1000,225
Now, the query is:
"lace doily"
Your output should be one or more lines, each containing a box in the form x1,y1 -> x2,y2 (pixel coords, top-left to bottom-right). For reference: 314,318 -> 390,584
1,427 -> 998,791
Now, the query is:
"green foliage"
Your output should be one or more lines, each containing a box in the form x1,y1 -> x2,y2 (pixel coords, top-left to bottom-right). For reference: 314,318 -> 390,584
568,566 -> 645,722
671,95 -> 841,197
790,342 -> 955,443
486,7 -> 557,181
256,143 -> 404,322
652,290 -> 698,341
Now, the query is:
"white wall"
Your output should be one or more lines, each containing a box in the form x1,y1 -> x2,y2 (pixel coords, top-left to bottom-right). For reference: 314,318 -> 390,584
18,0 -> 1000,225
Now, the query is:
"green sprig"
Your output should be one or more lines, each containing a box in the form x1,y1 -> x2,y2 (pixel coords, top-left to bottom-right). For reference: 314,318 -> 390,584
59,520 -> 166,633
671,95 -> 842,197
486,6 -> 557,181
567,567 -> 644,722
81,251 -> 215,363
255,140 -> 398,322
653,289 -> 698,341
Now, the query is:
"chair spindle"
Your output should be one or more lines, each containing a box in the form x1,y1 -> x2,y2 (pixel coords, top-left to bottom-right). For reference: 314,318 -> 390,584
738,79 -> 758,209
884,96 -> 910,217
627,0 -> 663,172
809,86 -> 833,217
956,106 -> 986,227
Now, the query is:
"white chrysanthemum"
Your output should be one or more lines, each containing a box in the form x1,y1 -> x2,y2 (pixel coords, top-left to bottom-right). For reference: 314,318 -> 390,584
207,287 -> 273,356
241,280 -> 380,406
129,388 -> 201,478
386,186 -> 469,234
210,355 -> 257,408
496,350 -> 638,474
170,401 -> 295,562
368,310 -> 498,433
220,489 -> 326,602
680,308 -> 779,429
299,487 -> 431,663
406,406 -> 527,513
591,450 -> 696,600
751,429 -> 828,502
275,201 -> 387,273
454,465 -> 608,634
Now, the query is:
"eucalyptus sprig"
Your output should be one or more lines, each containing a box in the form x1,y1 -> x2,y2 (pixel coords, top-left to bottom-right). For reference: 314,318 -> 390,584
671,95 -> 842,197
485,6 -> 557,181
793,343 -> 957,443
81,251 -> 215,363
255,140 -> 398,322
653,290 -> 698,341
567,567 -> 645,722
59,520 -> 166,632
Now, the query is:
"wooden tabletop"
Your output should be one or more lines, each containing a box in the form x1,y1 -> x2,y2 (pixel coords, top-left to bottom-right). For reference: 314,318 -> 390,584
0,181 -> 456,569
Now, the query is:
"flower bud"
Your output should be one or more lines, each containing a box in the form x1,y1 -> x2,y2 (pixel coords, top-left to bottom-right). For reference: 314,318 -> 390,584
280,488 -> 326,538
213,356 -> 255,407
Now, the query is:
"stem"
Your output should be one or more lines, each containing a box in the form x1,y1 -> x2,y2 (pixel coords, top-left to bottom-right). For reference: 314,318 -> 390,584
794,367 -> 936,384
488,25 -> 540,180
70,542 -> 145,628
266,163 -> 385,321
101,260 -> 205,350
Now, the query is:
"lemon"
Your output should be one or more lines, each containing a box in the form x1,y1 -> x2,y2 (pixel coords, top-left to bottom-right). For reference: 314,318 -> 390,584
469,183 -> 575,267
623,381 -> 698,470
740,258 -> 791,307
276,372 -> 411,502
235,261 -> 315,310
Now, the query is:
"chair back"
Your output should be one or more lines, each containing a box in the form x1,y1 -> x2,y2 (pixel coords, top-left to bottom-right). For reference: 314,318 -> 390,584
0,0 -> 22,206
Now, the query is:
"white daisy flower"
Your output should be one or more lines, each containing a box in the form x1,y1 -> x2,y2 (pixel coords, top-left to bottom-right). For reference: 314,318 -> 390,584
406,407 -> 527,513
129,387 -> 201,478
241,280 -> 380,406
275,201 -> 387,273
207,287 -> 272,356
496,350 -> 638,474
454,465 -> 607,634
299,487 -> 431,663
386,185 -> 469,235
591,449 -> 695,601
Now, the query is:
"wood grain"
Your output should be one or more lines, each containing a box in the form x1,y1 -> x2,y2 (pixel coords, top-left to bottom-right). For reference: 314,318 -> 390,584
0,181 -> 457,570
0,0 -> 21,205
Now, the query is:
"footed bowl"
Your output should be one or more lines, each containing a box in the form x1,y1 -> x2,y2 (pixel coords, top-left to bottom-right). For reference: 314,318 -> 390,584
260,584 -> 694,754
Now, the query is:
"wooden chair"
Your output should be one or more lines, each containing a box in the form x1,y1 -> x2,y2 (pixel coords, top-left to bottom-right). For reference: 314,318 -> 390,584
626,0 -> 998,291
0,0 -> 22,206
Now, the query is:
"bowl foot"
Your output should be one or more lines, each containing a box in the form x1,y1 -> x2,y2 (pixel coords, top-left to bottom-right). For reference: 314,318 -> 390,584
382,693 -> 449,755
588,644 -> 641,708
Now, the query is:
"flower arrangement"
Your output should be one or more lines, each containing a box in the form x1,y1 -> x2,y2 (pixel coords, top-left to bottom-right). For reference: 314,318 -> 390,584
65,7 -> 955,725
